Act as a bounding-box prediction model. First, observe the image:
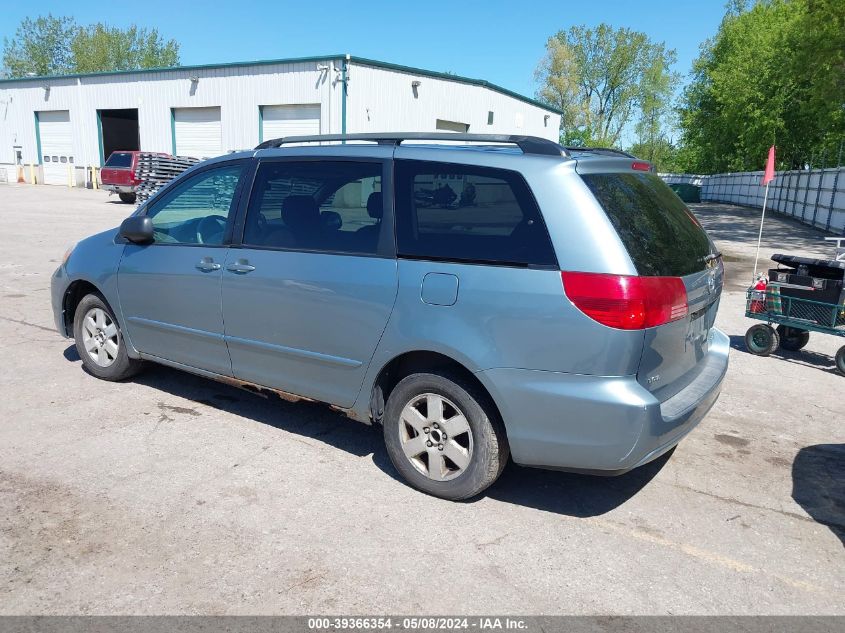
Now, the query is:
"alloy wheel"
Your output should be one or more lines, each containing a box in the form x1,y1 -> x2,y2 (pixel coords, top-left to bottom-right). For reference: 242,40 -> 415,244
81,307 -> 119,367
398,393 -> 473,481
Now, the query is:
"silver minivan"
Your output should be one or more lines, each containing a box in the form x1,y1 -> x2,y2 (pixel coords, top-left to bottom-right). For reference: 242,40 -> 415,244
51,133 -> 729,500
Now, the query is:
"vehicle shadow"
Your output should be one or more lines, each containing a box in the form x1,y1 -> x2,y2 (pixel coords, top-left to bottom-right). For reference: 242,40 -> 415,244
728,334 -> 838,374
481,451 -> 671,516
62,344 -> 668,516
792,444 -> 845,547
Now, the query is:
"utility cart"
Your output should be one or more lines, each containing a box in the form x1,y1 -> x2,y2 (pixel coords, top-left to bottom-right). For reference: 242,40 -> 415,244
745,238 -> 845,375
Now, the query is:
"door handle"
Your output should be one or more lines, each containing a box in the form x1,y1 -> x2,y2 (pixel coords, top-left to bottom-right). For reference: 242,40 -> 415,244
195,257 -> 221,272
226,259 -> 256,274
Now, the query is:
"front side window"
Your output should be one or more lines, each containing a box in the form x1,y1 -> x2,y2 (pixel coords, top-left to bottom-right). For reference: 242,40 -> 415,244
146,164 -> 244,245
395,160 -> 557,267
243,161 -> 382,255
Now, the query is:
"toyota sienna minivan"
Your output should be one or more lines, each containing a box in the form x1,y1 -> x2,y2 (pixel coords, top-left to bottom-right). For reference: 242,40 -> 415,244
51,133 -> 728,500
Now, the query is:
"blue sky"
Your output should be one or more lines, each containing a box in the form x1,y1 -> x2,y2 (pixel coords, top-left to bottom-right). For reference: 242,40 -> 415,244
2,0 -> 726,99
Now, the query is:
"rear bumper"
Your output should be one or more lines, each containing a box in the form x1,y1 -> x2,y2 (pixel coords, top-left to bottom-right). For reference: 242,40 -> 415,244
478,327 -> 730,473
102,184 -> 135,194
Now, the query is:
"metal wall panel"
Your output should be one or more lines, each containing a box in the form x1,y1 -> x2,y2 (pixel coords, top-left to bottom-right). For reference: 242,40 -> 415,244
0,57 -> 562,173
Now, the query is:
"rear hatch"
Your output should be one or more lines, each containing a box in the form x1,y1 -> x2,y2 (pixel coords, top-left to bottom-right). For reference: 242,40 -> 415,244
100,152 -> 136,186
579,169 -> 723,401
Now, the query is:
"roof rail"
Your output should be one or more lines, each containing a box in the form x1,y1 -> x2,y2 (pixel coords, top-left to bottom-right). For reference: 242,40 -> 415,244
255,133 -> 567,157
563,146 -> 635,158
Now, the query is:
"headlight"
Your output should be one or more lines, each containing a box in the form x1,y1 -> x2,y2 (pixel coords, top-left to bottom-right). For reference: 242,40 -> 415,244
62,242 -> 76,266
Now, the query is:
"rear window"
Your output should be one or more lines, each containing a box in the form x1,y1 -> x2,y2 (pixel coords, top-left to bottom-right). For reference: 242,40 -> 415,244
395,160 -> 557,268
581,172 -> 714,277
105,152 -> 133,168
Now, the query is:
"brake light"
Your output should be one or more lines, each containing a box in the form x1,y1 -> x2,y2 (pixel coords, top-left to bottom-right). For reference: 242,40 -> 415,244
561,272 -> 689,330
631,161 -> 651,171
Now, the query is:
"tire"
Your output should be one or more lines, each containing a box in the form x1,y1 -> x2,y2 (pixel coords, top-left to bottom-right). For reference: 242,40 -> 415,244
836,346 -> 845,376
776,325 -> 810,351
73,293 -> 142,381
383,372 -> 508,500
118,192 -> 137,204
745,324 -> 780,356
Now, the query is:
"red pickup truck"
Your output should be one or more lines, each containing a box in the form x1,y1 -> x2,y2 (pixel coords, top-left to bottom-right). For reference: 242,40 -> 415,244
100,151 -> 169,203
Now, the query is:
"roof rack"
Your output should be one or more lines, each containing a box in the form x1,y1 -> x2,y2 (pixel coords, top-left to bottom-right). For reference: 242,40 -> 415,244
255,133 -> 567,157
563,146 -> 635,158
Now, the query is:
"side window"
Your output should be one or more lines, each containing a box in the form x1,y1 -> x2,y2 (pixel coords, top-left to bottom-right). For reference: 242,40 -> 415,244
395,160 -> 557,267
146,164 -> 244,245
243,161 -> 382,255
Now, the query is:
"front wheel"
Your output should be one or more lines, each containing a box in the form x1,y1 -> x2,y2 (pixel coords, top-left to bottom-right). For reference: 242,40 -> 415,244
118,192 -> 137,204
745,324 -> 780,356
383,372 -> 508,500
777,325 -> 809,351
836,346 -> 845,376
73,293 -> 142,381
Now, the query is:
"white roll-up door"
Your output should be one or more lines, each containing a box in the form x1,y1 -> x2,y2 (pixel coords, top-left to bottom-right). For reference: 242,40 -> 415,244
261,104 -> 321,142
173,107 -> 222,159
38,111 -> 73,185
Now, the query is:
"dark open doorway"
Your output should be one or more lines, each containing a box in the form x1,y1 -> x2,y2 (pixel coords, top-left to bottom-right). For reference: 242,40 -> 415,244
98,109 -> 139,164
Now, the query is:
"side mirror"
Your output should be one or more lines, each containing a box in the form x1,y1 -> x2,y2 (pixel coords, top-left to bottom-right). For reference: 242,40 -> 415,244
119,216 -> 154,244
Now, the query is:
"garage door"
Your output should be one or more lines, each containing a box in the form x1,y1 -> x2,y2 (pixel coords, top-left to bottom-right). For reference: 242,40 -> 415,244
37,111 -> 73,185
261,104 -> 321,143
173,107 -> 222,159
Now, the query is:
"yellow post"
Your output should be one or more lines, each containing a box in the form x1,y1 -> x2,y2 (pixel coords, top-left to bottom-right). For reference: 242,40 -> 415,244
28,163 -> 35,184
67,163 -> 72,188
93,166 -> 99,190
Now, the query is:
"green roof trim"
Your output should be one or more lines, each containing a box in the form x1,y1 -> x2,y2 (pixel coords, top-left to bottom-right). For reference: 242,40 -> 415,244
0,53 -> 562,116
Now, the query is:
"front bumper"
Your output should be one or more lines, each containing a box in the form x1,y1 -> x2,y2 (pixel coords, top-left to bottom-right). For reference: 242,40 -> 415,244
478,327 -> 730,473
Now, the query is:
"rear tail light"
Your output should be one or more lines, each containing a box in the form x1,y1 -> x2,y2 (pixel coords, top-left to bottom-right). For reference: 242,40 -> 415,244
561,272 -> 689,330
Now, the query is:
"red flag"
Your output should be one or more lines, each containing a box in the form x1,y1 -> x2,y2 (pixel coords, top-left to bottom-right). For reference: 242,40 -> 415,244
761,145 -> 775,185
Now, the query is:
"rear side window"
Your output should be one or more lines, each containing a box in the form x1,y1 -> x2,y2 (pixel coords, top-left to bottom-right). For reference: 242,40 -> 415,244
105,152 -> 133,168
395,160 -> 557,267
243,161 -> 382,255
581,172 -> 714,277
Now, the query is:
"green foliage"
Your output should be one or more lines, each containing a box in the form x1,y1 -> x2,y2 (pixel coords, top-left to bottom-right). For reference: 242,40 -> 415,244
536,24 -> 678,149
2,15 -> 180,78
72,25 -> 179,73
678,0 -> 845,173
628,138 -> 685,172
2,15 -> 76,77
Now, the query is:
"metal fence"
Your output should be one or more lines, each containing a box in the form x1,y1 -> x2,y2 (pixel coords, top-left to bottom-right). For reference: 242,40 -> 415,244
661,168 -> 845,234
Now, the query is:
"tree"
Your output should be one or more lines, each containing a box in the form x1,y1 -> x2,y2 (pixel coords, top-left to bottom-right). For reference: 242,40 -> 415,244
72,24 -> 179,73
677,0 -> 845,173
2,15 -> 76,77
2,15 -> 179,78
535,24 -> 678,148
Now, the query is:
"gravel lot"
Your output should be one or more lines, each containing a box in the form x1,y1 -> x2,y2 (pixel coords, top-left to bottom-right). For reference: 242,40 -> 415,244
0,184 -> 842,615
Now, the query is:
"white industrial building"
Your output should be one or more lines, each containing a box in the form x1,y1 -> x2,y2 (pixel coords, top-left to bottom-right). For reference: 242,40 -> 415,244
0,54 -> 562,185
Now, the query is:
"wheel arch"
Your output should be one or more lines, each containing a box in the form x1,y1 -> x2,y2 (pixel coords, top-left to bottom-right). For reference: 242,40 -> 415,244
62,279 -> 102,335
367,350 -> 505,434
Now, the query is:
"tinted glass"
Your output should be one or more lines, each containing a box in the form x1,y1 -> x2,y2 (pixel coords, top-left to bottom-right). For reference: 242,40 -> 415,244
146,164 -> 243,245
581,172 -> 714,277
105,152 -> 133,168
243,161 -> 382,255
395,161 -> 557,267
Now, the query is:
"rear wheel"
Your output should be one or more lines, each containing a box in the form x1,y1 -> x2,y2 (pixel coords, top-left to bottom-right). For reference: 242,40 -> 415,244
836,346 -> 845,376
383,372 -> 508,500
73,293 -> 142,381
745,324 -> 779,356
777,325 -> 810,351
118,192 -> 137,204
